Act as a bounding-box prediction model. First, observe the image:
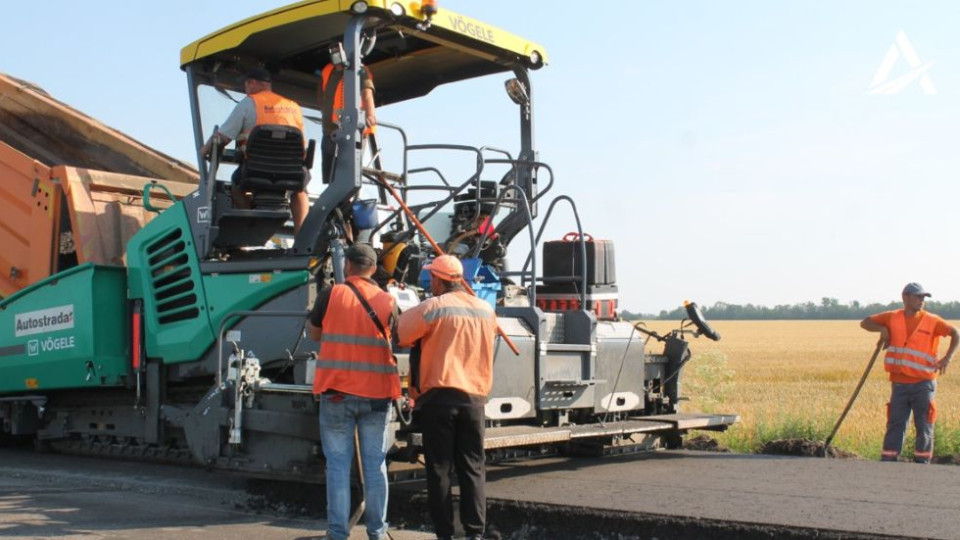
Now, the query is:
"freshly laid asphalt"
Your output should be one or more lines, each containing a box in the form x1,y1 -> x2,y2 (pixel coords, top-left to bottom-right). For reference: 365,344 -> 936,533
483,451 -> 960,539
2,447 -> 960,539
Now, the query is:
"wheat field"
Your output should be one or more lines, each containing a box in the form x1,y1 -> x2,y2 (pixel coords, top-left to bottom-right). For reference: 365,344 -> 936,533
639,320 -> 960,459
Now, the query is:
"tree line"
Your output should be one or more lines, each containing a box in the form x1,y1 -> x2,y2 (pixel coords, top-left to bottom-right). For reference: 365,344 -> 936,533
622,298 -> 960,321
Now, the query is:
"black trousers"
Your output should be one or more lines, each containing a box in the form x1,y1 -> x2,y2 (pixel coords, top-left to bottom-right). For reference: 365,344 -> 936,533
420,402 -> 486,537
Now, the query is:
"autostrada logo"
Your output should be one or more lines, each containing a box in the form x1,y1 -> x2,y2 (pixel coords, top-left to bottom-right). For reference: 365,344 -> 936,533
14,305 -> 75,337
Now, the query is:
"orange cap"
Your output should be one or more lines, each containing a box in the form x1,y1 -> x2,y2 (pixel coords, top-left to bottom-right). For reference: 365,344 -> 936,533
424,255 -> 463,281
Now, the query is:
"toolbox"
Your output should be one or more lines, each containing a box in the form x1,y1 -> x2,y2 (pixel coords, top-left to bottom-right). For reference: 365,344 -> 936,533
542,232 -> 616,286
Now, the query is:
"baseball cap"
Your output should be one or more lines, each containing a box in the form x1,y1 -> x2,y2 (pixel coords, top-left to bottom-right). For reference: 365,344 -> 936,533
243,67 -> 272,82
345,243 -> 377,266
903,282 -> 932,297
424,255 -> 463,282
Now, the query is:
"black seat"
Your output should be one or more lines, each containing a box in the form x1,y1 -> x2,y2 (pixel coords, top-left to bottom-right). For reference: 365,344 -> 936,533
234,124 -> 315,210
211,125 -> 316,249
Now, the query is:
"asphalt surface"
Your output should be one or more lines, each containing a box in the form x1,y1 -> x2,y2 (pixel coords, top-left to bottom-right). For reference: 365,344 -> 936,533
483,451 -> 960,539
0,448 -> 431,540
3,447 -> 960,539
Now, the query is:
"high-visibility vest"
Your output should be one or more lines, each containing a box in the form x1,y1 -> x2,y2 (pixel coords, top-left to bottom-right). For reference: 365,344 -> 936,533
242,90 -> 304,144
401,291 -> 498,398
313,277 -> 400,399
884,310 -> 941,380
320,64 -> 373,134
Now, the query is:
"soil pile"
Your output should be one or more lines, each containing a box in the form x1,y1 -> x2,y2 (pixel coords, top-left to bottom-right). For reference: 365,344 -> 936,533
933,454 -> 960,465
683,434 -> 731,452
759,438 -> 859,459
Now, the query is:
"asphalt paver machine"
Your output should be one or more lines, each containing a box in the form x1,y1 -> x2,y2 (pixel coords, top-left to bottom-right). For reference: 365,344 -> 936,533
0,0 -> 736,479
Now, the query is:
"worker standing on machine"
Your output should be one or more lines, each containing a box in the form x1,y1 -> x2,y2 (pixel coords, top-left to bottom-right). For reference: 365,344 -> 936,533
200,67 -> 311,233
396,255 -> 498,540
317,56 -> 377,183
307,243 -> 401,540
860,282 -> 959,463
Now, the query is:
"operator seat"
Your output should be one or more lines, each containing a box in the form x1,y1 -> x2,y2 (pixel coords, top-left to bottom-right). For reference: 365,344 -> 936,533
212,125 -> 315,249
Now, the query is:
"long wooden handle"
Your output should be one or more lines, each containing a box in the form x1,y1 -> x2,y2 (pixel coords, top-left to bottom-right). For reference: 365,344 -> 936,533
377,177 -> 520,356
824,341 -> 884,452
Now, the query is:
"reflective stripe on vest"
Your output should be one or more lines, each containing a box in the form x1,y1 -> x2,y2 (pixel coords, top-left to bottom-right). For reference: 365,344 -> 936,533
321,333 -> 390,349
313,277 -> 400,399
884,346 -> 939,374
423,306 -> 494,323
883,310 -> 940,380
315,359 -> 398,374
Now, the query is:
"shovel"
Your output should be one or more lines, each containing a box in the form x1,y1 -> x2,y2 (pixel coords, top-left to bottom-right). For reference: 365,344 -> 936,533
348,429 -> 365,528
822,341 -> 884,457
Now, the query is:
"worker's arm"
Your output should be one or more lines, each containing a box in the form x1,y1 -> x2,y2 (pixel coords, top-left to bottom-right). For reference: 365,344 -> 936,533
306,320 -> 322,341
200,132 -> 232,159
306,286 -> 333,343
860,316 -> 890,349
938,326 -> 959,374
361,87 -> 376,128
396,302 -> 428,347
201,98 -> 254,158
360,66 -> 377,129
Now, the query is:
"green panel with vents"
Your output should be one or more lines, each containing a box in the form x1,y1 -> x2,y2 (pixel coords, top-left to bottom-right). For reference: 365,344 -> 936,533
126,202 -> 212,363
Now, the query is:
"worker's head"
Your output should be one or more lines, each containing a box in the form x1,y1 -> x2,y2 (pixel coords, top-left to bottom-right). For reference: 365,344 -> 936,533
901,282 -> 931,312
344,243 -> 377,278
242,67 -> 273,95
424,255 -> 464,296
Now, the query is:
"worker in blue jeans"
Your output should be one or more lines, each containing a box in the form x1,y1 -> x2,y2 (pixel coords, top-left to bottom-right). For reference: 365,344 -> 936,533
308,244 -> 401,540
317,396 -> 393,539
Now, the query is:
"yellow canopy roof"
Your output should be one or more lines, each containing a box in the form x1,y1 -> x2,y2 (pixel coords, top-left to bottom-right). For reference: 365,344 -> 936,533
180,0 -> 548,108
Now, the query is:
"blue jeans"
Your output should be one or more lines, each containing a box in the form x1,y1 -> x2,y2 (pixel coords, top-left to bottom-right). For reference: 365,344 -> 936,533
319,394 -> 392,540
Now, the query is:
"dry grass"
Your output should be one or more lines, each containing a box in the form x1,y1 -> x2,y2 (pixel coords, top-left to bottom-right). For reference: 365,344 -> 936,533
640,320 -> 960,459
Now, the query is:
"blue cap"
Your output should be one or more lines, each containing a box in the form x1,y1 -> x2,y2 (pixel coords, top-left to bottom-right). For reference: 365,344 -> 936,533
903,282 -> 931,297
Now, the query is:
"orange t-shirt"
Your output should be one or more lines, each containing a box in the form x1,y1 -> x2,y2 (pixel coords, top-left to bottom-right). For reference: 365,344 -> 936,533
870,310 -> 953,383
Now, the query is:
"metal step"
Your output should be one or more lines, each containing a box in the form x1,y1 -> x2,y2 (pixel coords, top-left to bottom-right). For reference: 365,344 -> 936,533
639,413 -> 741,430
483,414 -> 738,450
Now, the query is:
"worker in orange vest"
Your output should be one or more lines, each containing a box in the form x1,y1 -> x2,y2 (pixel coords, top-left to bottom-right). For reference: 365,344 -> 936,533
317,61 -> 377,184
396,255 -> 498,540
307,243 -> 400,540
201,67 -> 311,233
861,282 -> 959,463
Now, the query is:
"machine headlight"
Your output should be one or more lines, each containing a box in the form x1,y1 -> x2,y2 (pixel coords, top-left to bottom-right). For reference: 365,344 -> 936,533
389,2 -> 406,16
350,1 -> 369,14
529,51 -> 543,68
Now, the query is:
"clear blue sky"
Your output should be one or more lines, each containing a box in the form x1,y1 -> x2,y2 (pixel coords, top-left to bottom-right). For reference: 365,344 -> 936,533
3,1 -> 958,313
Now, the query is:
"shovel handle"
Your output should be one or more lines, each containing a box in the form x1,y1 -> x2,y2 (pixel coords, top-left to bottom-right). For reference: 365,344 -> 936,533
824,341 -> 884,452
